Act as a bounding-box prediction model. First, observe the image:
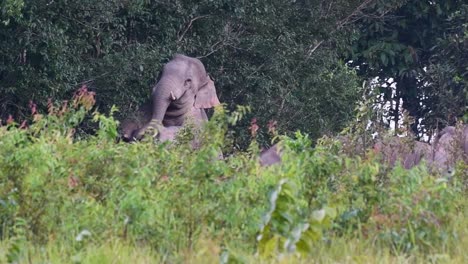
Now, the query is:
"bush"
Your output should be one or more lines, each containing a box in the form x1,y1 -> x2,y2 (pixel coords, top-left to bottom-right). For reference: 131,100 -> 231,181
0,1 -> 362,148
0,93 -> 466,263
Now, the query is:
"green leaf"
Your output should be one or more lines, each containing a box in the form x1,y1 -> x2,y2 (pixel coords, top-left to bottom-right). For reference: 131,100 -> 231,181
380,53 -> 388,67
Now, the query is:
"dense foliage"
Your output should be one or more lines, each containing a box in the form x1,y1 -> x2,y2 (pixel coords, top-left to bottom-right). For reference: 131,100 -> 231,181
1,0 -> 370,145
350,0 -> 467,138
1,1 -> 467,262
2,1 -> 466,143
0,93 -> 466,263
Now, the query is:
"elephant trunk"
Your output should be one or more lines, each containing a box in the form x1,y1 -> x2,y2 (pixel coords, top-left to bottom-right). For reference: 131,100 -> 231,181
135,77 -> 177,138
150,78 -> 176,123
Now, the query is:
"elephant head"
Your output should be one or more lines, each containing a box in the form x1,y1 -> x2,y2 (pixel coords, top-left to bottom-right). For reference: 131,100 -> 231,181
135,54 -> 220,139
120,101 -> 152,142
120,119 -> 139,142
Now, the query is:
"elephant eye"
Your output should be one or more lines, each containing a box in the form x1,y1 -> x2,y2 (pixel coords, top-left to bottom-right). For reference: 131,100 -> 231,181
184,79 -> 192,88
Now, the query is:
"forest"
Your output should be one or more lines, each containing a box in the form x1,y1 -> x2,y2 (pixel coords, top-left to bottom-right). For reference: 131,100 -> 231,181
0,0 -> 467,263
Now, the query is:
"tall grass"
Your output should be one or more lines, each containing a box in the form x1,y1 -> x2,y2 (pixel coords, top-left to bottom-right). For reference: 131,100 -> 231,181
0,92 -> 466,263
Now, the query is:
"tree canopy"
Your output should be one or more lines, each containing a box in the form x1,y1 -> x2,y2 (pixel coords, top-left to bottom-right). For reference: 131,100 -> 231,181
1,0 -> 466,143
350,0 -> 467,139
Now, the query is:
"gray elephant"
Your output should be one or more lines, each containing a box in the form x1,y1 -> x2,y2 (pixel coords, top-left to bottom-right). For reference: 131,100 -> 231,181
373,138 -> 433,169
259,144 -> 282,166
121,116 -> 182,143
120,100 -> 185,142
120,101 -> 152,142
120,103 -> 207,143
432,125 -> 468,172
134,54 -> 220,139
372,124 -> 468,173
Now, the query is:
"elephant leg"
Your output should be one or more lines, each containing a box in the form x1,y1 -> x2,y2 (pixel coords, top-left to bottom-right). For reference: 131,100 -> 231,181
157,126 -> 182,142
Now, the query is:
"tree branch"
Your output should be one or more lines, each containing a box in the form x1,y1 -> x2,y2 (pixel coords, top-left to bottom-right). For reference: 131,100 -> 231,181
305,0 -> 376,60
305,40 -> 325,59
177,15 -> 210,42
197,40 -> 224,59
336,0 -> 374,29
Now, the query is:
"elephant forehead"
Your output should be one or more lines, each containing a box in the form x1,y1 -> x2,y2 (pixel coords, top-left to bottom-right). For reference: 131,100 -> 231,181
163,60 -> 189,75
154,76 -> 179,89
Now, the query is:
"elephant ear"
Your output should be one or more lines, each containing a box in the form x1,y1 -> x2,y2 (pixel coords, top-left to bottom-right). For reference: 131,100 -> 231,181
194,76 -> 220,109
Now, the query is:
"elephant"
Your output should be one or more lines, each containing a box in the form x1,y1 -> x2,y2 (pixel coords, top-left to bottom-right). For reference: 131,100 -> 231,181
431,125 -> 468,172
372,124 -> 467,173
373,138 -> 433,169
120,101 -> 152,142
257,125 -> 468,170
121,116 -> 182,143
120,108 -> 224,159
157,125 -> 183,142
120,101 -> 199,143
134,54 -> 220,140
259,144 -> 282,166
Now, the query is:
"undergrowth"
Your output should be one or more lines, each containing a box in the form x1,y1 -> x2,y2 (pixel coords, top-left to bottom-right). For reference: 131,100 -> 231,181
0,89 -> 466,263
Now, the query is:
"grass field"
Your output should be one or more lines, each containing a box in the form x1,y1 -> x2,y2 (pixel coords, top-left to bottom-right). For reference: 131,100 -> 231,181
1,106 -> 467,263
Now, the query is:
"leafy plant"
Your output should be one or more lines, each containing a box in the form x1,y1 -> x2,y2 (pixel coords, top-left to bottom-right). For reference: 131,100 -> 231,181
0,87 -> 466,263
257,179 -> 336,259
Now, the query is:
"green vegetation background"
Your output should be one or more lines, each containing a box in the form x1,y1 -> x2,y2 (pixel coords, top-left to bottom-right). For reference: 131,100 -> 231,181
1,1 -> 467,263
0,90 -> 467,263
1,1 -> 466,142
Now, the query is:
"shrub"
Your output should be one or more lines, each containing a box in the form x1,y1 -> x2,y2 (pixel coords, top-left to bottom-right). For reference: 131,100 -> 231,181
0,91 -> 466,262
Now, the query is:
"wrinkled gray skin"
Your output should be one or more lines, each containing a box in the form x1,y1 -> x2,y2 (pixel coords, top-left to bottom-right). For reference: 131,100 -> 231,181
259,144 -> 282,166
157,125 -> 183,142
373,138 -> 433,169
121,119 -> 181,143
120,101 -> 152,142
373,125 -> 467,173
134,54 -> 220,140
120,101 -> 207,143
259,125 -> 467,170
431,125 -> 468,172
121,112 -> 223,158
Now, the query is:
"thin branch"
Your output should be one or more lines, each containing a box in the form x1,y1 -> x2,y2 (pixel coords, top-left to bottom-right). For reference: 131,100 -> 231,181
336,0 -> 374,29
177,15 -> 210,42
304,0 -> 376,60
319,0 -> 336,18
305,40 -> 325,59
247,63 -> 265,78
59,14 -> 101,31
197,40 -> 224,59
75,72 -> 110,86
